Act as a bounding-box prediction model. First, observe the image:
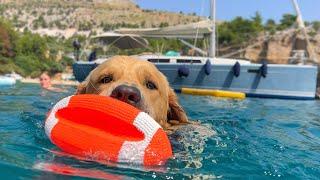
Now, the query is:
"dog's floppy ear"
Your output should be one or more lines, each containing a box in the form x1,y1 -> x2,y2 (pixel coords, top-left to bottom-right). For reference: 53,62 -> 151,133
167,88 -> 188,124
76,81 -> 88,94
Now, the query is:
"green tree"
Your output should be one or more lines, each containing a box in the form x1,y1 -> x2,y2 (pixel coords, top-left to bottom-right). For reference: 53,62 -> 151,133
38,15 -> 48,28
78,21 -> 92,31
0,19 -> 17,58
14,55 -> 43,76
218,16 -> 263,45
278,14 -> 297,30
252,12 -> 263,32
312,21 -> 320,31
16,32 -> 47,59
265,19 -> 277,34
159,22 -> 169,28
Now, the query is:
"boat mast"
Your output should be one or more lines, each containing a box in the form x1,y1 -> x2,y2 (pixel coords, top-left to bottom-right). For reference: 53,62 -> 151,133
291,0 -> 304,29
209,0 -> 216,58
291,0 -> 317,63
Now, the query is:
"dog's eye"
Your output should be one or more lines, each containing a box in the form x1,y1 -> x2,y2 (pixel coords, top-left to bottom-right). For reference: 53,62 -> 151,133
146,81 -> 157,90
100,75 -> 113,84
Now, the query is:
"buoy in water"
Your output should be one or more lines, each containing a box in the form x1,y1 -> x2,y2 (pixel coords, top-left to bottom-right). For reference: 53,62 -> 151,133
204,60 -> 212,75
181,88 -> 246,99
45,94 -> 172,166
178,66 -> 190,77
233,61 -> 241,77
260,61 -> 268,78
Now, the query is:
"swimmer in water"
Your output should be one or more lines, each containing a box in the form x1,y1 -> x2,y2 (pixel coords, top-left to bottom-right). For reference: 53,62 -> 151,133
39,72 -> 64,92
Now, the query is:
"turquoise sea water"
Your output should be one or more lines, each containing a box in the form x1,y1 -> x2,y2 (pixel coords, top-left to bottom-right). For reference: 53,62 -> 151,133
0,83 -> 319,179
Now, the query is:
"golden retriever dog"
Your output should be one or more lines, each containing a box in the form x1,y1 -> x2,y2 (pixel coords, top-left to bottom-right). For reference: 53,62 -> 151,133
76,56 -> 189,132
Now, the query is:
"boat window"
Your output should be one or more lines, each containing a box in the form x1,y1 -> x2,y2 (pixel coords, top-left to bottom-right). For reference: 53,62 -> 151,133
147,59 -> 170,63
177,59 -> 202,63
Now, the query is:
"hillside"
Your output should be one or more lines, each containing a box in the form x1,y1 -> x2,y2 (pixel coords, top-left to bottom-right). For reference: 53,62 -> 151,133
0,0 -> 201,38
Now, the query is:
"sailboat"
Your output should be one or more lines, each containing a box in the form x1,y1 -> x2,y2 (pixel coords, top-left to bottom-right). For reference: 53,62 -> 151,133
73,0 -> 318,100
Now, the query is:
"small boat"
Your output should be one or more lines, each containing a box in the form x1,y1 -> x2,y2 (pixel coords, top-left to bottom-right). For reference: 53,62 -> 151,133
5,71 -> 23,81
0,76 -> 16,86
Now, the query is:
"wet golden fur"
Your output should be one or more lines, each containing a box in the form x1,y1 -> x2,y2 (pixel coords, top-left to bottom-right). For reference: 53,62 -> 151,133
76,56 -> 188,131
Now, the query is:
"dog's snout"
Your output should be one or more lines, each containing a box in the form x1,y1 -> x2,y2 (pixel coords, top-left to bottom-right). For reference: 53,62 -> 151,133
111,85 -> 141,106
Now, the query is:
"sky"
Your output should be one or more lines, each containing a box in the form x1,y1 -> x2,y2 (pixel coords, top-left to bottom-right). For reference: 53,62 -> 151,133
134,0 -> 320,23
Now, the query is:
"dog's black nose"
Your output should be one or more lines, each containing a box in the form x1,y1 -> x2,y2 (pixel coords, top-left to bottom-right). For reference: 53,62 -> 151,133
110,85 -> 141,106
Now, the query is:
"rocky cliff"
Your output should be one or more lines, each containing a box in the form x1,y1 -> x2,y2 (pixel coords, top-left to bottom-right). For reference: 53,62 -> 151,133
242,29 -> 320,64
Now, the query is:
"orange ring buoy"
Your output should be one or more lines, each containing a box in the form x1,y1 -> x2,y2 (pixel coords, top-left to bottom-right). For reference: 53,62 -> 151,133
45,94 -> 172,166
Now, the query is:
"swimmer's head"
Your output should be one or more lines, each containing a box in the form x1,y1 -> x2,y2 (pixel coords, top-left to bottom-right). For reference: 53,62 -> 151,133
39,72 -> 52,89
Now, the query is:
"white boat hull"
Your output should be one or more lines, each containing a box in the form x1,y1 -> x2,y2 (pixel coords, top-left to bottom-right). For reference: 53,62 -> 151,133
73,56 -> 318,100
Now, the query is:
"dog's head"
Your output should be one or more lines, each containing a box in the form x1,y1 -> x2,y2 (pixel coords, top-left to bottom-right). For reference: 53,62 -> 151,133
76,56 -> 188,129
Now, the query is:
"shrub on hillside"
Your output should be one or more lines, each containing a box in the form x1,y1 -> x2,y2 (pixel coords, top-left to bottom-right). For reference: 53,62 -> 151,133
0,18 -> 70,77
0,58 -> 23,75
0,19 -> 18,57
313,21 -> 320,32
16,32 -> 47,59
218,13 -> 264,46
61,55 -> 74,66
278,14 -> 297,30
14,55 -> 43,77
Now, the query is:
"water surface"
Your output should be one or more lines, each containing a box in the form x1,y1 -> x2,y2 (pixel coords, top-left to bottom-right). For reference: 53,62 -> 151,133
0,83 -> 319,179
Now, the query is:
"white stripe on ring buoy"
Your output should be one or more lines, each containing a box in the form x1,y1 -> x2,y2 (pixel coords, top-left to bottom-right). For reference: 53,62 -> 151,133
117,112 -> 161,164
